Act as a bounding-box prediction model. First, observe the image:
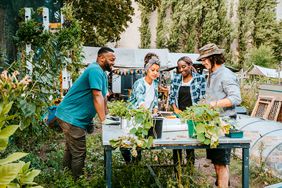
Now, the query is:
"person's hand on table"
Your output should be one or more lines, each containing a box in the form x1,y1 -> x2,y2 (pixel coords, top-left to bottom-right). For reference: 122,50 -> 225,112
174,108 -> 182,114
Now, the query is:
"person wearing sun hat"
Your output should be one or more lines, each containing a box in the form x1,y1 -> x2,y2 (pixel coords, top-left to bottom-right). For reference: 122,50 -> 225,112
197,43 -> 242,188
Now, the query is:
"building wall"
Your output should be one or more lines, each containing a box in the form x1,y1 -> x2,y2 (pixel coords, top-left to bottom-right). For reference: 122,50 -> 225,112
116,1 -> 141,48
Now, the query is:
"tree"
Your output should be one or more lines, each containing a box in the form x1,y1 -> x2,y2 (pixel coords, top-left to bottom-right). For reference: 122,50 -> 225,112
156,0 -> 231,56
238,0 -> 280,67
245,45 -> 276,68
64,0 -> 134,46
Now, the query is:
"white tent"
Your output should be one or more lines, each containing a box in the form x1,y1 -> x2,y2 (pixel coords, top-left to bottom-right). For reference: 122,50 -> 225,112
248,65 -> 282,78
82,46 -> 201,94
82,46 -> 170,68
168,53 -> 200,66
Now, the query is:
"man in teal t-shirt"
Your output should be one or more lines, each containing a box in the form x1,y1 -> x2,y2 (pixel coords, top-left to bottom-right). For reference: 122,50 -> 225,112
55,47 -> 116,179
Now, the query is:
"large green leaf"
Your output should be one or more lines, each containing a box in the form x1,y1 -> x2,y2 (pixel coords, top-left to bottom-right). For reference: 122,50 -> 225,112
0,138 -> 8,152
195,123 -> 204,133
0,125 -> 19,138
0,153 -> 28,165
19,169 -> 41,185
0,163 -> 24,184
20,162 -> 31,174
197,133 -> 205,142
1,102 -> 13,116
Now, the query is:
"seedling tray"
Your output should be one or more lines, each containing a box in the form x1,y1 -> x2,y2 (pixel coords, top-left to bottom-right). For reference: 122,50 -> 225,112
225,129 -> 243,138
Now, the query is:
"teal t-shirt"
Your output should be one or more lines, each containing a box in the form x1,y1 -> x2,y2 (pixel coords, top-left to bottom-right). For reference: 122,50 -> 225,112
56,62 -> 108,129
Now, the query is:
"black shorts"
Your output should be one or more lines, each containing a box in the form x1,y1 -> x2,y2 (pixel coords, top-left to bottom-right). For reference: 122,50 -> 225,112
206,148 -> 231,165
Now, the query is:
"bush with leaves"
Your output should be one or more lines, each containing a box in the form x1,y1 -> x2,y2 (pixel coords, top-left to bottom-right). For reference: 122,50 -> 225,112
64,0 -> 134,46
245,45 -> 277,69
0,71 -> 41,187
179,104 -> 231,148
10,4 -> 84,131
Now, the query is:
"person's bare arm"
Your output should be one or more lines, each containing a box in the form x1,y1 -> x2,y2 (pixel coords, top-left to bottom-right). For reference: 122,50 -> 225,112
92,90 -> 106,122
210,98 -> 233,108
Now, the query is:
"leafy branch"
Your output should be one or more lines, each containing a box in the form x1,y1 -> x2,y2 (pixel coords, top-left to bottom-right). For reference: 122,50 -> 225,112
180,104 -> 231,148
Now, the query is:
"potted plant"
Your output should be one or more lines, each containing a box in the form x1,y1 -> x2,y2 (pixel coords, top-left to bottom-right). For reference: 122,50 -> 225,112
107,100 -> 132,129
108,104 -> 156,157
179,104 -> 231,148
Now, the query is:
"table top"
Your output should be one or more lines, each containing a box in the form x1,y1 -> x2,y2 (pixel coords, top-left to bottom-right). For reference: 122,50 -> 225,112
102,124 -> 251,146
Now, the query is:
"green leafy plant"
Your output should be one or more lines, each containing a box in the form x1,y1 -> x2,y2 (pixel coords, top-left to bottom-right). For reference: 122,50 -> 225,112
107,100 -> 132,119
108,101 -> 154,157
129,107 -> 154,138
9,4 -> 84,131
0,100 -> 42,187
179,104 -> 231,148
245,45 -> 277,69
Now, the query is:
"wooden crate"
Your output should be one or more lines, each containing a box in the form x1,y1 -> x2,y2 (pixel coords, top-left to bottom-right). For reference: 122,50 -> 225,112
251,95 -> 282,122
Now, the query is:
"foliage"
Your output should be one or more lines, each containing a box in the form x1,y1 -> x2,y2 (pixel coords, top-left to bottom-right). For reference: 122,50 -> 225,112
0,101 -> 19,151
156,0 -> 231,55
179,104 -> 231,148
240,79 -> 258,113
156,1 -> 169,48
107,100 -> 132,119
0,70 -> 35,130
14,19 -> 48,47
10,4 -> 84,130
108,101 -> 154,157
245,45 -> 277,68
238,0 -> 280,67
139,5 -> 151,48
63,0 -> 134,46
136,0 -> 160,11
0,96 -> 41,187
129,108 -> 154,137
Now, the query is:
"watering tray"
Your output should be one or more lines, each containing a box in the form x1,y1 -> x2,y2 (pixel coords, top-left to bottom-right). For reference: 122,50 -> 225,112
225,129 -> 243,138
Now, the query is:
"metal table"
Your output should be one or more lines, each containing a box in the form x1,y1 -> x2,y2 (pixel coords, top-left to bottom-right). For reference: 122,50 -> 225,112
103,125 -> 251,188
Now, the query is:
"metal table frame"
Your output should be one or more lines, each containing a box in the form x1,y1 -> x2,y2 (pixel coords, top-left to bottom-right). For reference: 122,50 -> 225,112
103,125 -> 251,188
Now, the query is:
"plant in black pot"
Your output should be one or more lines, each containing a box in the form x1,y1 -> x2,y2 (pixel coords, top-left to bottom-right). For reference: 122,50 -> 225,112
109,106 -> 156,157
147,117 -> 164,139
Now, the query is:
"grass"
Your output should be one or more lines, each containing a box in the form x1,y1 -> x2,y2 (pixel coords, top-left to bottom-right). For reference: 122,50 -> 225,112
8,129 -> 281,187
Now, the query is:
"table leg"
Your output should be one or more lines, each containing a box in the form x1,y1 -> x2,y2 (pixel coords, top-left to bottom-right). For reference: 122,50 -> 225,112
104,147 -> 112,188
242,147 -> 249,188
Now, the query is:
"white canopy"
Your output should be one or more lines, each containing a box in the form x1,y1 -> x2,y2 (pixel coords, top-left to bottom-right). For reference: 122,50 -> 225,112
248,65 -> 282,78
82,46 -> 200,68
83,46 -> 170,68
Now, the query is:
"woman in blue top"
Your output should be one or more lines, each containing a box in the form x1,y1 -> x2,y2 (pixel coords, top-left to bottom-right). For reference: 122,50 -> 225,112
169,56 -> 206,171
122,54 -> 160,163
129,56 -> 160,113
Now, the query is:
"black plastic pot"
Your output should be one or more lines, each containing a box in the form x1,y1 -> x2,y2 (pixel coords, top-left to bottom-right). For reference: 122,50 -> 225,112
147,117 -> 163,139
